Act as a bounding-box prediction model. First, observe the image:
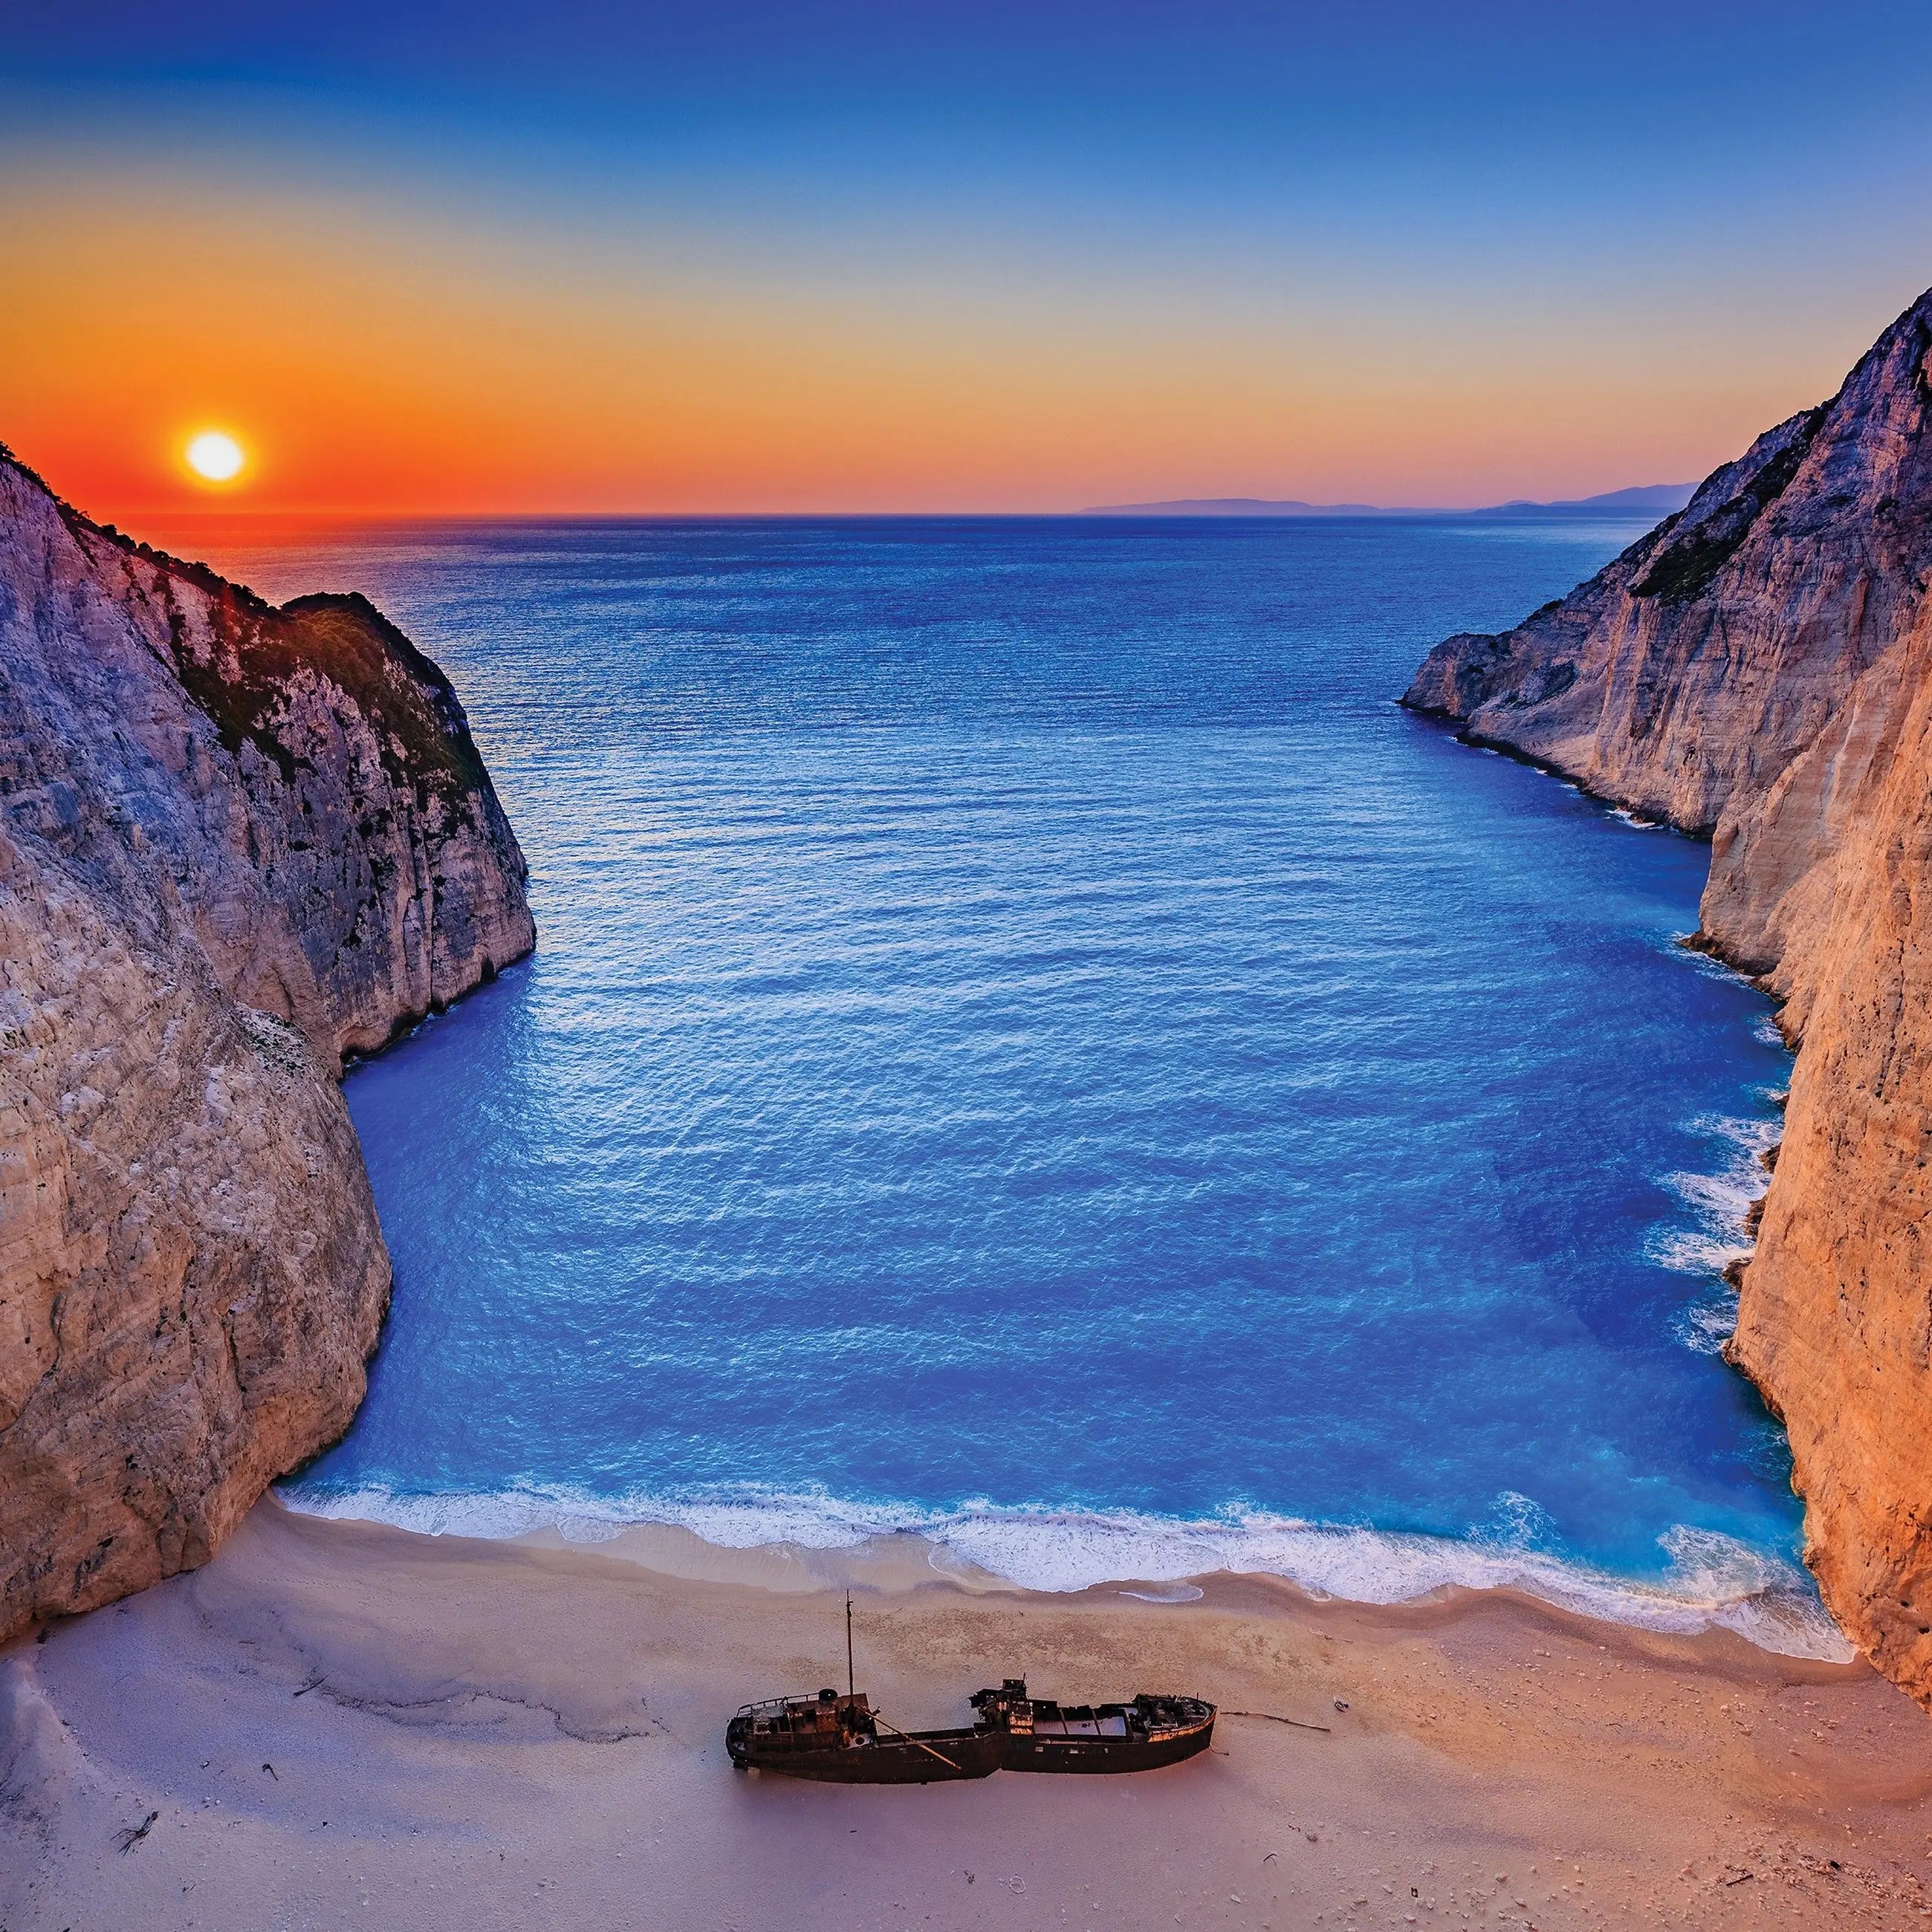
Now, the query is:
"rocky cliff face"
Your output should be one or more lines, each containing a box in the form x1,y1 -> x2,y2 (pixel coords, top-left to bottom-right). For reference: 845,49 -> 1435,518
0,449 -> 534,1641
1404,287 -> 1932,1707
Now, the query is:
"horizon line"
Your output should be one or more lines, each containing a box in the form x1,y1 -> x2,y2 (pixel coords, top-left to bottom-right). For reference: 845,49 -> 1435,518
102,493 -> 1693,525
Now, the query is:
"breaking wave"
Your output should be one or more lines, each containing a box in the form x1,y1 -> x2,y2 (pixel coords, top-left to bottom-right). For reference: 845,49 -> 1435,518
279,1479 -> 1849,1662
1652,1109 -> 1783,1355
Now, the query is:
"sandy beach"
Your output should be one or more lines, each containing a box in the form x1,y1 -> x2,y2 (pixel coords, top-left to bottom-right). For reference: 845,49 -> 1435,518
4,1500 -> 1930,1931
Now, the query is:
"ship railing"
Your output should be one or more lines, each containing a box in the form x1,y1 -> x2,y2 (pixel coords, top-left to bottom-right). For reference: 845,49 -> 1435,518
732,1691 -> 862,1721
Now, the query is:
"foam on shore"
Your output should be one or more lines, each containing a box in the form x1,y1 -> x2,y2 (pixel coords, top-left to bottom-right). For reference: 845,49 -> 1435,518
278,1477 -> 1850,1663
1653,1107 -> 1782,1352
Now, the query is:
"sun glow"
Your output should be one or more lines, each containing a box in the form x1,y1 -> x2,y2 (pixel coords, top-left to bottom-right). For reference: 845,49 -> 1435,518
184,430 -> 246,483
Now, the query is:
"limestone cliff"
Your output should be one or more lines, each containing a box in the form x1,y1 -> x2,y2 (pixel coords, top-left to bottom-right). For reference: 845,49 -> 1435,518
1404,286 -> 1932,1707
0,448 -> 534,1641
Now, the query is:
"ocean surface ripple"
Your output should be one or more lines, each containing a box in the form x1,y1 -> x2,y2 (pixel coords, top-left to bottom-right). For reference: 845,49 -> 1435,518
169,513 -> 1827,1656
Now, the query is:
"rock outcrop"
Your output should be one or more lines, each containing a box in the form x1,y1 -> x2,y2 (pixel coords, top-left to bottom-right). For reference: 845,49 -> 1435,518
1404,286 -> 1932,1708
0,447 -> 534,1641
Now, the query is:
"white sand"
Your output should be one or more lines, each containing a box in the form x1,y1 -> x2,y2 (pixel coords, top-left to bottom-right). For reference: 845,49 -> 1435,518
5,1497 -> 1931,1929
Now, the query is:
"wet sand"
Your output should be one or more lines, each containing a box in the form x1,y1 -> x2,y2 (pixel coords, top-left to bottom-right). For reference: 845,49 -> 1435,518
4,1497 -> 1931,1930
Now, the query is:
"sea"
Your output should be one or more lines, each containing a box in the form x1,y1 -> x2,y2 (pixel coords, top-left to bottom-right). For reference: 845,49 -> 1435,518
161,510 -> 1840,1656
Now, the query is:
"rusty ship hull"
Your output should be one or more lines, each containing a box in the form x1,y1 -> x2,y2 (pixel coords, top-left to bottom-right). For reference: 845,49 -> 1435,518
725,1691 -> 1001,1783
974,1683 -> 1216,1774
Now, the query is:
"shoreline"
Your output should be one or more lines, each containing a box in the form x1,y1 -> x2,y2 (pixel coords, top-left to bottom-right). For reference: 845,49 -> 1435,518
7,1496 -> 1931,1930
277,1481 -> 1850,1664
277,1073 -> 1831,1671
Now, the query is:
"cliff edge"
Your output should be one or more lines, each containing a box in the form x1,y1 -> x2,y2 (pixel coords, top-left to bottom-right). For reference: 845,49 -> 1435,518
0,449 -> 534,1641
1404,287 -> 1932,1707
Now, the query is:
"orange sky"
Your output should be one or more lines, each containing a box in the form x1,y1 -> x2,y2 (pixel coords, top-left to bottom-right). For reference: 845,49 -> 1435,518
1,161 -> 1919,520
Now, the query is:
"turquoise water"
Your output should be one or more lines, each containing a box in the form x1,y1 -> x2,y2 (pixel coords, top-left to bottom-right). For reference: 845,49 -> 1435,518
175,513 -> 1826,1650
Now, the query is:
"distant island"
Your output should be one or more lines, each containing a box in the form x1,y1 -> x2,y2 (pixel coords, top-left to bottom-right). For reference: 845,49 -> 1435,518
1081,483 -> 1698,517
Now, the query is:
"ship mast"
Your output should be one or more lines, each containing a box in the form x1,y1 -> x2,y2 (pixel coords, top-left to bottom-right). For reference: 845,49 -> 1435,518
846,1589 -> 855,1700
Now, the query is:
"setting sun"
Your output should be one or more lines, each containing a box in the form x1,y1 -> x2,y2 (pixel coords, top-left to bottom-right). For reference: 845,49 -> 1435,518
184,429 -> 245,482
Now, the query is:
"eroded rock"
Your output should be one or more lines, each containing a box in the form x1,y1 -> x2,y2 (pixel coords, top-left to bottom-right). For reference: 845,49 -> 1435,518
0,450 -> 534,1639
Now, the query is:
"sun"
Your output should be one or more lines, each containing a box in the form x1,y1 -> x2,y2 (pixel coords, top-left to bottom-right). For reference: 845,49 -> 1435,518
185,430 -> 246,483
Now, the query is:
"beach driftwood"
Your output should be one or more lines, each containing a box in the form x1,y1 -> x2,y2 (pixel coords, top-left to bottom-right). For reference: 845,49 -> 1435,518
115,1810 -> 158,1853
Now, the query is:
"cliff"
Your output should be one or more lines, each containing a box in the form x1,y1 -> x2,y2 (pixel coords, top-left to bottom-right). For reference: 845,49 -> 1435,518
0,448 -> 534,1641
1404,286 -> 1932,1707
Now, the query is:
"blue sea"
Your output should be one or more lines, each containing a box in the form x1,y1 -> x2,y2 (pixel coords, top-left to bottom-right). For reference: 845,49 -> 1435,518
170,511 -> 1835,1653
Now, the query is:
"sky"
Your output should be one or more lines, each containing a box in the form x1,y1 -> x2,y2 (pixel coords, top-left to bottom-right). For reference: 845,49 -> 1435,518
4,1 -> 1932,516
